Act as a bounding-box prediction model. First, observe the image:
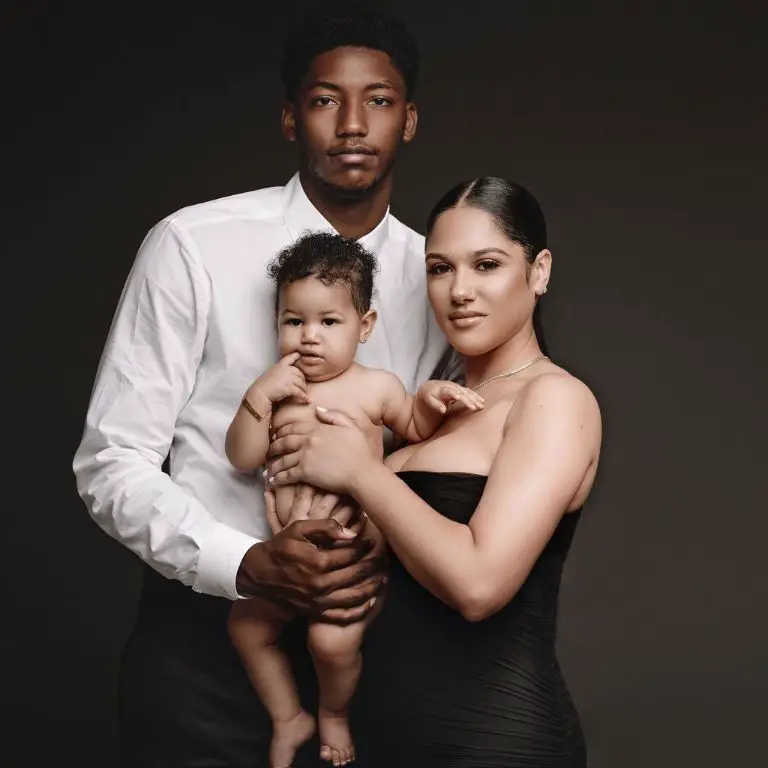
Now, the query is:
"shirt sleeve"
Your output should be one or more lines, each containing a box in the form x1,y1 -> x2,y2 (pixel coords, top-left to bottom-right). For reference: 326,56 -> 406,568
72,219 -> 259,600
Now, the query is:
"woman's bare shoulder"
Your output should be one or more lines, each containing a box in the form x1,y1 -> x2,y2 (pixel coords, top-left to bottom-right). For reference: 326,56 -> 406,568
505,365 -> 601,434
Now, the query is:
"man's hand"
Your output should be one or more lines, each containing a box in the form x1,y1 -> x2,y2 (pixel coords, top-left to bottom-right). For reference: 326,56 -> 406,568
236,518 -> 385,624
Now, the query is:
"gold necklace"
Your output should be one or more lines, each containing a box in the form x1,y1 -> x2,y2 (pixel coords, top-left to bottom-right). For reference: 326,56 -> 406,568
469,354 -> 549,392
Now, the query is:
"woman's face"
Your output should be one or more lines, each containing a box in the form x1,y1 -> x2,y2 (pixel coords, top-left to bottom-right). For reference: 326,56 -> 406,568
425,205 -> 550,357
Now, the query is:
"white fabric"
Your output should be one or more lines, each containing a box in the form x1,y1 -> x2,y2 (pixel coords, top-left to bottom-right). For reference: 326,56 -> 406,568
73,173 -> 446,600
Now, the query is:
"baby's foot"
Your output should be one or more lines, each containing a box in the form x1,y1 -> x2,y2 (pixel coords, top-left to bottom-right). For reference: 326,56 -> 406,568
270,709 -> 315,768
318,707 -> 355,766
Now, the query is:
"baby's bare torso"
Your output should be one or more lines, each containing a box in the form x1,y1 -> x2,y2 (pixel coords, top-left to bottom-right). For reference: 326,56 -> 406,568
271,364 -> 388,526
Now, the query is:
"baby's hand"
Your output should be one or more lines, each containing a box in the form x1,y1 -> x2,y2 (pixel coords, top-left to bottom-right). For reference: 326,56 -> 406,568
418,380 -> 485,414
252,351 -> 310,405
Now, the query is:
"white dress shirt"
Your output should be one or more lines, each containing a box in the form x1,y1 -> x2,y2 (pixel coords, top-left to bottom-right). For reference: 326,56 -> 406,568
73,173 -> 447,601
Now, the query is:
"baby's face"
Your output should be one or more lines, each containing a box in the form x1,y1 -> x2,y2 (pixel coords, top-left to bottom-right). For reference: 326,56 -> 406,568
276,277 -> 365,382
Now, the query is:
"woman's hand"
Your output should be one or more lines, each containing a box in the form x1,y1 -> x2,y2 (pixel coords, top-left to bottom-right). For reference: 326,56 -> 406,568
266,406 -> 376,494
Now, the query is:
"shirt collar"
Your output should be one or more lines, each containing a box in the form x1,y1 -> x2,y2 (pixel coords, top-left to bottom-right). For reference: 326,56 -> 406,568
282,172 -> 390,255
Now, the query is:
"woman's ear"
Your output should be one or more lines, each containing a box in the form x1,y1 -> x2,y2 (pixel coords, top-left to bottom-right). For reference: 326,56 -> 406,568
532,249 -> 552,296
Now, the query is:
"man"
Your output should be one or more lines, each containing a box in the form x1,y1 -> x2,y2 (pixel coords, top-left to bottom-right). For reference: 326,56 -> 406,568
73,5 -> 447,767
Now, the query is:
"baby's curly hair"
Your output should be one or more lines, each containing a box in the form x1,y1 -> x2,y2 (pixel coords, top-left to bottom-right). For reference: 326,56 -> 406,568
267,232 -> 379,315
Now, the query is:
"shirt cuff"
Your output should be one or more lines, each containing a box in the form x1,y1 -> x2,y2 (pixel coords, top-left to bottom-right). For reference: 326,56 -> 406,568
193,522 -> 261,600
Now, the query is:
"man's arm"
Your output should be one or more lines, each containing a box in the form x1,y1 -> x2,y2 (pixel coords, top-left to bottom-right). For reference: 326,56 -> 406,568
74,221 -> 384,618
72,220 -> 257,599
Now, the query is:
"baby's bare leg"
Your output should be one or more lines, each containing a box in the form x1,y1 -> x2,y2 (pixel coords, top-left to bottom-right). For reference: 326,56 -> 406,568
228,598 -> 315,768
307,619 -> 368,766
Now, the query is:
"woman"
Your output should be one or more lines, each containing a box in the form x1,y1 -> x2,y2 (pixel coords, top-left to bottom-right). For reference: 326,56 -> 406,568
266,177 -> 602,767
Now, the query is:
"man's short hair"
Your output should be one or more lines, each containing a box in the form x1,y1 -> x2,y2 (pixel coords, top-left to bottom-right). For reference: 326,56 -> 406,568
279,3 -> 419,100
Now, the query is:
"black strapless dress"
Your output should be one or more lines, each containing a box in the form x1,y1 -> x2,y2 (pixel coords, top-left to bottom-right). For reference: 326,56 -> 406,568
351,471 -> 586,767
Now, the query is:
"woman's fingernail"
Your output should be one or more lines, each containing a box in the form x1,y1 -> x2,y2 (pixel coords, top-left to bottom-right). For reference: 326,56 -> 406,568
262,469 -> 268,477
369,597 -> 377,607
316,406 -> 327,412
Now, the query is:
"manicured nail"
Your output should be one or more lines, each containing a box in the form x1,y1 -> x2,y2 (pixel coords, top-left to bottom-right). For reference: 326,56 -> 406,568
369,597 -> 377,607
316,406 -> 327,412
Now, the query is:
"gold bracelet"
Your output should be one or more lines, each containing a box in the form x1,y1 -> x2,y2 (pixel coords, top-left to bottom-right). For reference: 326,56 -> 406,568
241,391 -> 272,422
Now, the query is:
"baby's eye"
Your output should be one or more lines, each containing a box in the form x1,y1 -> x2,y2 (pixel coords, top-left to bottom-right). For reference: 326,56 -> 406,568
322,318 -> 339,326
285,318 -> 302,326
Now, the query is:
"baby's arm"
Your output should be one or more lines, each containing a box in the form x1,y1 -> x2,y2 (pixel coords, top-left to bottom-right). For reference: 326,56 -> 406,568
226,387 -> 274,473
225,351 -> 308,473
378,373 -> 484,443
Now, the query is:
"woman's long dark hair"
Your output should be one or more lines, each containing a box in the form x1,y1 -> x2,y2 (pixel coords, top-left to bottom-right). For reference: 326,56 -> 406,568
426,177 -> 549,357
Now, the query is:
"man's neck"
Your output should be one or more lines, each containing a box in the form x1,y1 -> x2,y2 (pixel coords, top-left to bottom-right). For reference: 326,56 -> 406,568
299,171 -> 393,239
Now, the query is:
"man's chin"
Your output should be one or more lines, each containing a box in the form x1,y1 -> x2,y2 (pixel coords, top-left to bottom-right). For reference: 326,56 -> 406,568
314,167 -> 389,202
324,177 -> 380,200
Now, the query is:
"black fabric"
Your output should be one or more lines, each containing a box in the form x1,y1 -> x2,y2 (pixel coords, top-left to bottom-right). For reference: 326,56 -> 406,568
351,471 -> 586,767
118,567 -> 324,768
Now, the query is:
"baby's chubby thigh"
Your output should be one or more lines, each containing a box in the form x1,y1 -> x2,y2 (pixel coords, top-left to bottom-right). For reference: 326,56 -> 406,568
228,595 -> 293,650
307,619 -> 367,666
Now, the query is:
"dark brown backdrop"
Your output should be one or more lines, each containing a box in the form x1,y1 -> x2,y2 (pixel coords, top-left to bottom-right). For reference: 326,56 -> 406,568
4,1 -> 766,765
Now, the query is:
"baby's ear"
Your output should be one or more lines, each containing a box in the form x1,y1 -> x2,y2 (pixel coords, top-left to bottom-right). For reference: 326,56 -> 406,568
359,309 -> 378,343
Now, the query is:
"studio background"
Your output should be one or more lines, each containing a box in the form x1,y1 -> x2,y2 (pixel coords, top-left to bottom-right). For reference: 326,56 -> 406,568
4,1 -> 766,766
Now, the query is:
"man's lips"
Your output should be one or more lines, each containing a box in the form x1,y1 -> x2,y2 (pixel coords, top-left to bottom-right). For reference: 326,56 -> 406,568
328,146 -> 376,157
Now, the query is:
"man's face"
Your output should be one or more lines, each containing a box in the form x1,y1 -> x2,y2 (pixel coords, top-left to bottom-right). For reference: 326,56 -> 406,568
283,46 -> 417,200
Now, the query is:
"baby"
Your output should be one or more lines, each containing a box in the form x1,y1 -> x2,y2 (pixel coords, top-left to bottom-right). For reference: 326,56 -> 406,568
225,232 -> 482,768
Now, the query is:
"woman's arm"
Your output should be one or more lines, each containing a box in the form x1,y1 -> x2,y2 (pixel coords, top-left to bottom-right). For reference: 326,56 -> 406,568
268,373 -> 601,621
350,374 -> 601,620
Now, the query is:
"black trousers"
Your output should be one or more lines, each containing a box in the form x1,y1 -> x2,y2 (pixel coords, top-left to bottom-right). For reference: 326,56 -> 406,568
118,567 -> 326,768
